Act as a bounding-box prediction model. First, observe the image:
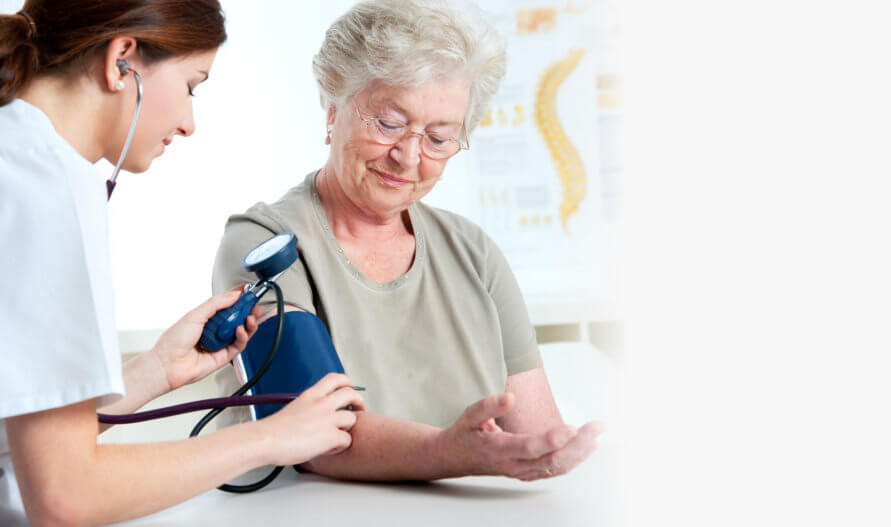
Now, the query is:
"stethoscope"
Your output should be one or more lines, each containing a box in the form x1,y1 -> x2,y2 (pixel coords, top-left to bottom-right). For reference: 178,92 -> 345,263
105,59 -> 142,201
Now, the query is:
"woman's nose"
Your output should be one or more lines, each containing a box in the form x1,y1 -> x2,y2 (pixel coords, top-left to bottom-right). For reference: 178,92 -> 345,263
389,132 -> 422,167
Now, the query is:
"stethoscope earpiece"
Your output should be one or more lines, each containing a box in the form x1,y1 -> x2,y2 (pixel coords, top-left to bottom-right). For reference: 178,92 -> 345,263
116,59 -> 131,75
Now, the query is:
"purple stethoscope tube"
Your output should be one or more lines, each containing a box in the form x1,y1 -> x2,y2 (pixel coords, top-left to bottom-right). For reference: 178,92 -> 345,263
97,394 -> 298,425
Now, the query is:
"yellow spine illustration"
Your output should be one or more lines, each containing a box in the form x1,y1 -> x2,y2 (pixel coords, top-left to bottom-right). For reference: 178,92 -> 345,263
533,48 -> 586,233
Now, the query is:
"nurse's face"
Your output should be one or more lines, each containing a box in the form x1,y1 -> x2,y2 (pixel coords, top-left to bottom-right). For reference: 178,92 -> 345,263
111,49 -> 217,173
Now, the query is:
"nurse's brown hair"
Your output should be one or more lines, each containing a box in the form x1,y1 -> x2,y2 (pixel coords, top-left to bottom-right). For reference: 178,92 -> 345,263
0,0 -> 227,106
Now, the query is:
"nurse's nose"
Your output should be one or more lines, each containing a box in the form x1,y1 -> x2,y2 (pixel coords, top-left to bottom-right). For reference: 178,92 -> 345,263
177,102 -> 196,137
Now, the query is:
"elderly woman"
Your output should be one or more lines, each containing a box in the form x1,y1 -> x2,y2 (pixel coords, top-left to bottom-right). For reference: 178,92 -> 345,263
213,0 -> 599,481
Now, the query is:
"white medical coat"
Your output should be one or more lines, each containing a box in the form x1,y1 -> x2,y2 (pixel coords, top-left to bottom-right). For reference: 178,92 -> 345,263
0,99 -> 125,523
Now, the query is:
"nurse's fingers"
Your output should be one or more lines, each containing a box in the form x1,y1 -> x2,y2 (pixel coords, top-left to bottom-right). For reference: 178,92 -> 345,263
186,289 -> 243,323
222,305 -> 261,354
227,325 -> 250,354
322,431 -> 354,456
304,373 -> 357,399
335,408 -> 359,431
242,306 -> 259,340
323,386 -> 366,413
246,305 -> 261,334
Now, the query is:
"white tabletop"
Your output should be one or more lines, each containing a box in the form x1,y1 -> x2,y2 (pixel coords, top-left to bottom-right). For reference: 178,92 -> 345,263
110,445 -> 619,527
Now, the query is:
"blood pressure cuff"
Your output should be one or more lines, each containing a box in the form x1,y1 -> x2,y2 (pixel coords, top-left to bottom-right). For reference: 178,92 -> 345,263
235,311 -> 345,420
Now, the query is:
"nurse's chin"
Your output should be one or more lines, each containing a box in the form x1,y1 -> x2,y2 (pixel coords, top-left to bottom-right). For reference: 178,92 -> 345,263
120,157 -> 154,174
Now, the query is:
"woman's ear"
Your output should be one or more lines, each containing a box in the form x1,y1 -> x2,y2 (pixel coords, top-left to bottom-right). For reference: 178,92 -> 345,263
325,104 -> 337,145
103,37 -> 138,93
326,104 -> 337,127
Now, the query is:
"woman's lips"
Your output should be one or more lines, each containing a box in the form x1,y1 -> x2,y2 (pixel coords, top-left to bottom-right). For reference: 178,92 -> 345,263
373,169 -> 412,188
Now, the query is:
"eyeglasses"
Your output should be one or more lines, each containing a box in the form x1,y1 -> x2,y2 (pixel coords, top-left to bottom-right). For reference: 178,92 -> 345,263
354,102 -> 469,160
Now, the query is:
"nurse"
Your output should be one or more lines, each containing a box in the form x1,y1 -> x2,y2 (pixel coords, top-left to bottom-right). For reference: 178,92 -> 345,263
0,1 -> 364,526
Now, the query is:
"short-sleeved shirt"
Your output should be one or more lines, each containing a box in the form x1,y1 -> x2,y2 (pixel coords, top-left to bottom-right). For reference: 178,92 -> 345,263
212,171 -> 542,428
0,99 -> 125,521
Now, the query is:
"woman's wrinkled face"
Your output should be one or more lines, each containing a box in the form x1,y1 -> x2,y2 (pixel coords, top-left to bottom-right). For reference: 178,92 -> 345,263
327,77 -> 470,219
115,49 -> 217,173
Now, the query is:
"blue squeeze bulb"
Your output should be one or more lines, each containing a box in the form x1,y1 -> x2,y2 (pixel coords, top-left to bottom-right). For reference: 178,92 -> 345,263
197,291 -> 260,352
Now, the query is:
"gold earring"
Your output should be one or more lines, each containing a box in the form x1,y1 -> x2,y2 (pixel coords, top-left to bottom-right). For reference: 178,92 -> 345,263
325,126 -> 332,145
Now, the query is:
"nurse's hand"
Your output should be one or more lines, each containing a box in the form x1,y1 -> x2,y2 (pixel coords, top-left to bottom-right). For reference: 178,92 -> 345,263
438,393 -> 602,481
259,373 -> 366,466
151,287 -> 261,392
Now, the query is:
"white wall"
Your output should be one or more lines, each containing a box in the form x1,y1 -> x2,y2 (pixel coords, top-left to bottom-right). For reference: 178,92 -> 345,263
106,1 -> 362,330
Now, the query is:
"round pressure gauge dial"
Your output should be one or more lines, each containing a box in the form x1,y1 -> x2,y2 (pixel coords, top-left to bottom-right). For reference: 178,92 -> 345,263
242,232 -> 298,280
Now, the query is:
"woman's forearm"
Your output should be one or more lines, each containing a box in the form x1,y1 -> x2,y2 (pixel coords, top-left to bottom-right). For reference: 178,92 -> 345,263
300,412 -> 462,481
299,395 -> 595,485
96,351 -> 169,433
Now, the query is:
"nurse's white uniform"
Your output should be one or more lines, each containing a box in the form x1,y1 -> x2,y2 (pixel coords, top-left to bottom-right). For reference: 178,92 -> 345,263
0,99 -> 125,525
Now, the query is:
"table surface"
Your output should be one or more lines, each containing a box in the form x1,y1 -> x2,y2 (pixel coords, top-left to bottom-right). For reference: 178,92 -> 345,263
109,445 -> 620,527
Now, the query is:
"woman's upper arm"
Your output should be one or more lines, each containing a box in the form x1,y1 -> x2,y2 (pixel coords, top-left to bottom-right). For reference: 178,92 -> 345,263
481,234 -> 543,375
212,218 -> 277,295
212,215 -> 315,315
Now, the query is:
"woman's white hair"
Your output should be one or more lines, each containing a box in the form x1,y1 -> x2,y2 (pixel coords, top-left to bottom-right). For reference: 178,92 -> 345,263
312,0 -> 506,133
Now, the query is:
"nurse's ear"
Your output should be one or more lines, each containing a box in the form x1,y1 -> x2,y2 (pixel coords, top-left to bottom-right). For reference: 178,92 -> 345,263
103,37 -> 139,93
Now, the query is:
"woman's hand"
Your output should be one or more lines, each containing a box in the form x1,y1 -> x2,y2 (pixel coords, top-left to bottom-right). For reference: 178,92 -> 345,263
150,287 -> 261,393
436,393 -> 602,481
258,373 -> 366,467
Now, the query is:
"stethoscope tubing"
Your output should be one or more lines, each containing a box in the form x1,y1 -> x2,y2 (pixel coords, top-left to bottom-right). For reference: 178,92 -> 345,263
106,69 -> 142,200
97,393 -> 299,425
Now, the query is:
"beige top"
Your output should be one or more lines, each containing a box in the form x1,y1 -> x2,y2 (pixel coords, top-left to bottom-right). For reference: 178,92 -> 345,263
212,171 -> 541,428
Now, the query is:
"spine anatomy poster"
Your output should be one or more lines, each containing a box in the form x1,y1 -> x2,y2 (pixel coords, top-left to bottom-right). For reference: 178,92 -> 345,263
436,0 -> 621,303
